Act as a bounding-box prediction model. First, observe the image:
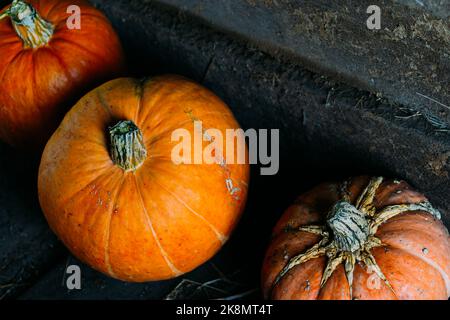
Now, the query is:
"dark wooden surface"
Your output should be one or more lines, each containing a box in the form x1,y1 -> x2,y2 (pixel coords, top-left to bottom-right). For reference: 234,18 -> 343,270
152,0 -> 450,129
0,0 -> 448,299
0,145 -> 64,299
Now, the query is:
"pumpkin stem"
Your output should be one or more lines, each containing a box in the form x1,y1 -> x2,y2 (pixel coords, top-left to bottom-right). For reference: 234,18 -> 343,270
327,201 -> 370,252
109,120 -> 147,172
0,0 -> 54,48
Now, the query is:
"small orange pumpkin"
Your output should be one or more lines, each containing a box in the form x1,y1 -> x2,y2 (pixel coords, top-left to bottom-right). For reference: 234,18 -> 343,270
0,0 -> 124,147
38,75 -> 249,282
262,176 -> 450,300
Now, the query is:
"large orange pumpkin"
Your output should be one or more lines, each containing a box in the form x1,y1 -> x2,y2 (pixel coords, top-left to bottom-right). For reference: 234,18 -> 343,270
38,75 -> 249,282
0,0 -> 124,147
262,176 -> 450,300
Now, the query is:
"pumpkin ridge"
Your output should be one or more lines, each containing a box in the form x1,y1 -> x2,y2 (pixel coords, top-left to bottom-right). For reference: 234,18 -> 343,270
133,79 -> 144,126
351,262 -> 399,300
138,90 -> 170,129
60,168 -> 115,211
377,223 -> 446,243
103,176 -> 126,279
42,168 -> 122,265
142,112 -> 235,142
57,131 -> 109,149
137,80 -> 199,127
41,0 -> 63,21
30,49 -> 43,117
143,117 -> 199,146
0,49 -> 23,85
272,257 -> 324,299
133,174 -> 182,276
142,118 -> 194,145
62,169 -> 121,225
142,154 -> 173,163
317,265 -> 351,300
377,230 -> 450,295
0,39 -> 21,49
96,88 -> 113,118
149,173 -> 227,244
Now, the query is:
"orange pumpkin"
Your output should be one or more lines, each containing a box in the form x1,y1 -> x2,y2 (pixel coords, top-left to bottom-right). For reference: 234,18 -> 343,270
262,176 -> 450,300
0,0 -> 124,147
38,75 -> 249,282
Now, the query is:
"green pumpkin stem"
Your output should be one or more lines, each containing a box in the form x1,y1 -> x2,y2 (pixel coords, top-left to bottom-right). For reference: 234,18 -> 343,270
0,0 -> 54,48
109,120 -> 147,172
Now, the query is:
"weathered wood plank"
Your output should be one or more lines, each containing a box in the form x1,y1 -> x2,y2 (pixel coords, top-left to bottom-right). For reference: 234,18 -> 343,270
149,0 -> 450,129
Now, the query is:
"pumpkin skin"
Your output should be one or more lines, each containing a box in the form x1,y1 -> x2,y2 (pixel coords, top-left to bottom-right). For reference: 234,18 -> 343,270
38,75 -> 249,282
0,0 -> 125,148
262,176 -> 450,300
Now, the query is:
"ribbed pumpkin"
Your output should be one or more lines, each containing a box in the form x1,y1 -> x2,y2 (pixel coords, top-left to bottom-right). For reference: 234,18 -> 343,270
38,75 -> 249,282
0,0 -> 124,147
262,176 -> 450,300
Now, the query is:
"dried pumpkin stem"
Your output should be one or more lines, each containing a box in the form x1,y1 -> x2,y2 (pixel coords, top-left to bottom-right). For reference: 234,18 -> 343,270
327,201 -> 370,252
370,201 -> 441,233
356,176 -> 384,216
1,0 -> 54,48
0,11 -> 8,20
109,120 -> 147,172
